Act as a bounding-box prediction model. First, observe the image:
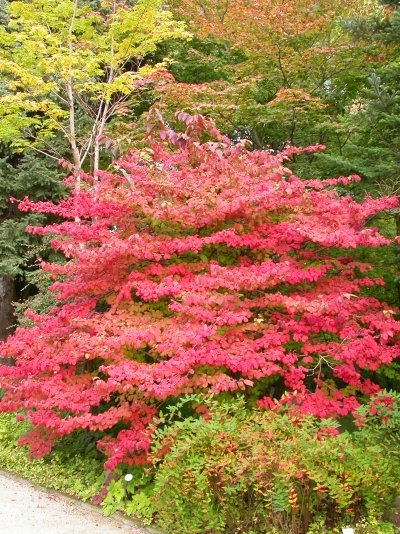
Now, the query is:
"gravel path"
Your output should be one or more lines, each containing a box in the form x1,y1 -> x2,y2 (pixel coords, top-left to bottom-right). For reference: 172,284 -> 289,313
0,470 -> 152,534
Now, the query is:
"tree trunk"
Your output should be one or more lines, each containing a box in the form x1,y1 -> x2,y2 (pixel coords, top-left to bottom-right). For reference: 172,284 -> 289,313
395,214 -> 400,238
395,214 -> 400,308
0,276 -> 15,341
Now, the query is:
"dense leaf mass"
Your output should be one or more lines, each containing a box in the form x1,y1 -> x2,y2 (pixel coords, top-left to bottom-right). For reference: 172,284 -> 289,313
0,113 -> 399,470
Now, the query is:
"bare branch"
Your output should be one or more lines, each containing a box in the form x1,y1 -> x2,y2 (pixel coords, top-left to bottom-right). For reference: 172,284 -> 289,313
30,147 -> 61,161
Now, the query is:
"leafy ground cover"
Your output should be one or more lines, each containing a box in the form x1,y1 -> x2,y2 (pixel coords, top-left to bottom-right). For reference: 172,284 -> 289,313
0,413 -> 103,502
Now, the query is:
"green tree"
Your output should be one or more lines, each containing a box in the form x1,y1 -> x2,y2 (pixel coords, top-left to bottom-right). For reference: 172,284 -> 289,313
337,1 -> 400,310
340,1 -> 400,196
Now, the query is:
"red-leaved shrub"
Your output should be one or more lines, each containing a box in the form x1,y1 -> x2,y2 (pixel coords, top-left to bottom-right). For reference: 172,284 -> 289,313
1,112 -> 399,470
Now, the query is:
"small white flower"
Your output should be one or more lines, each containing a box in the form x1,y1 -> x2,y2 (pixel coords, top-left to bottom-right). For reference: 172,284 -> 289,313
124,474 -> 133,482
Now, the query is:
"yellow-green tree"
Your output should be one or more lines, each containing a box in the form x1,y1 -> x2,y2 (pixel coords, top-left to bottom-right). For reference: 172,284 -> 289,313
0,0 -> 188,176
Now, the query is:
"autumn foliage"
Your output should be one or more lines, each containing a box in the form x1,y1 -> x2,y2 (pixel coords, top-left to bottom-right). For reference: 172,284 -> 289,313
0,112 -> 399,470
158,0 -> 369,133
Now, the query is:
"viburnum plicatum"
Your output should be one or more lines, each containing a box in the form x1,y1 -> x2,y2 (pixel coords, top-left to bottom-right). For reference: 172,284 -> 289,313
1,111 -> 399,470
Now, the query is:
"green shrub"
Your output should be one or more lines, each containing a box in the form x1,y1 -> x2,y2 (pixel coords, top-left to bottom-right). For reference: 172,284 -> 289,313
148,395 -> 400,534
98,464 -> 155,524
2,393 -> 399,534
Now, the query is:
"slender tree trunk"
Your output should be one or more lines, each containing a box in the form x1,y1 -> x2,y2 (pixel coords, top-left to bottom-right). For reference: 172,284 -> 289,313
93,100 -> 110,177
93,6 -> 114,177
395,214 -> 400,237
66,79 -> 81,184
66,0 -> 81,188
395,214 -> 400,307
0,276 -> 15,341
